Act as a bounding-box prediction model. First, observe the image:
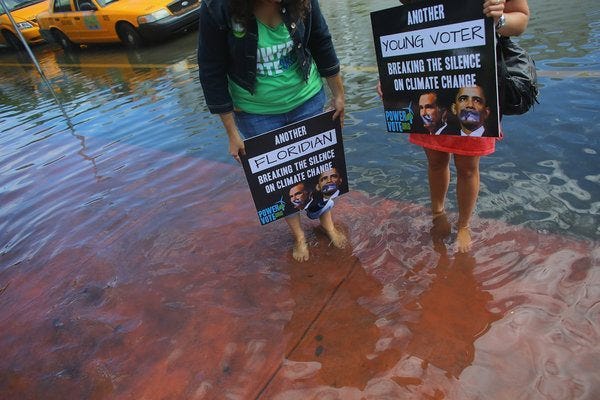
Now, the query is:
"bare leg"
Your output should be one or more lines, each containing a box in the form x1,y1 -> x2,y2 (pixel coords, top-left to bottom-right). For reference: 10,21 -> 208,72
285,213 -> 309,261
424,148 -> 451,238
319,210 -> 347,249
454,155 -> 480,253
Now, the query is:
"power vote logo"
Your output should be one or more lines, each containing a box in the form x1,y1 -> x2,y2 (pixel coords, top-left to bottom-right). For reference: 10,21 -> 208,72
257,197 -> 286,225
385,103 -> 415,133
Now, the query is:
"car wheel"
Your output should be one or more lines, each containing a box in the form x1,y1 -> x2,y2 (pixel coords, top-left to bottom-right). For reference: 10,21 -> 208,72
117,23 -> 143,48
2,30 -> 23,50
53,29 -> 77,51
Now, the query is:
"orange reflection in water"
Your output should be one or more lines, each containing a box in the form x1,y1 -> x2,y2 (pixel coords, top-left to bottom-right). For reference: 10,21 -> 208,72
404,253 -> 501,379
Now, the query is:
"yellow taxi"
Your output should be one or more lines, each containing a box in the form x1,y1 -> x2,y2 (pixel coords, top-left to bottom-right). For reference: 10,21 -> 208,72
0,0 -> 48,49
37,0 -> 200,49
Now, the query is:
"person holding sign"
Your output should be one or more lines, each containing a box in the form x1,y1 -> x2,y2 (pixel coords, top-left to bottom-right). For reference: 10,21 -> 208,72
387,0 -> 530,252
198,0 -> 347,261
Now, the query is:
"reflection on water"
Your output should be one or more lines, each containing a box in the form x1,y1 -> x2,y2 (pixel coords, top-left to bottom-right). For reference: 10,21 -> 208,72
0,0 -> 598,398
404,253 -> 500,379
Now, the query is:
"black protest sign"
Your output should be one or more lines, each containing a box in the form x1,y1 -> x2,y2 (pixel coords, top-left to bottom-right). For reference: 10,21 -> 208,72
241,110 -> 348,226
371,0 -> 500,137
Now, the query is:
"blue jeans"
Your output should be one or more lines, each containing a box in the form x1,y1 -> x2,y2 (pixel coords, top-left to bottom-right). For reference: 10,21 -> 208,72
234,88 -> 326,139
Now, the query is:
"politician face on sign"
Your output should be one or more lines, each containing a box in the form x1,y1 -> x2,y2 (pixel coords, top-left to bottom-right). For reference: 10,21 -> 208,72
317,167 -> 342,200
288,183 -> 310,211
419,92 -> 448,135
451,85 -> 491,137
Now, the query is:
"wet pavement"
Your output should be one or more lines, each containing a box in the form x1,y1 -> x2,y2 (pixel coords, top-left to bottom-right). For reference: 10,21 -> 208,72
0,152 -> 597,399
1,0 -> 599,399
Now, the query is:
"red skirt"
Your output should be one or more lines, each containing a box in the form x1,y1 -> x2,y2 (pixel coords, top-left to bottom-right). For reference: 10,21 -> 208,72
409,134 -> 496,156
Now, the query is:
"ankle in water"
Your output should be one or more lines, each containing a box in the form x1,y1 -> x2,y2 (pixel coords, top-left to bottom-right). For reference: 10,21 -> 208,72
456,226 -> 472,253
432,209 -> 446,219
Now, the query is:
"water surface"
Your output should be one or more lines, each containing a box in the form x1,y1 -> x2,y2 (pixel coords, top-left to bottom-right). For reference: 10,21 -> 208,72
0,0 -> 598,398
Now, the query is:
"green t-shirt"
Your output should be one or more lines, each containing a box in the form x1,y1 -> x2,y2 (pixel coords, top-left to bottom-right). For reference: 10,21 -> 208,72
229,20 -> 323,114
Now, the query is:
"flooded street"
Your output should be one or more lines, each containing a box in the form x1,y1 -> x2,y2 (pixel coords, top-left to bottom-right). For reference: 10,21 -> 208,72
0,0 -> 598,399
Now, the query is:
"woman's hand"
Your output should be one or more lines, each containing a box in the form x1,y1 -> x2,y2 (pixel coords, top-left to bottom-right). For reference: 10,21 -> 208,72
228,132 -> 245,163
483,0 -> 505,21
325,74 -> 345,127
376,80 -> 383,99
330,94 -> 345,127
219,112 -> 245,163
485,0 -> 530,37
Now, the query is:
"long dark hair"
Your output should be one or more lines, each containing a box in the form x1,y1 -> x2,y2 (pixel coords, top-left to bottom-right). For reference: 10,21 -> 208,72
229,0 -> 310,24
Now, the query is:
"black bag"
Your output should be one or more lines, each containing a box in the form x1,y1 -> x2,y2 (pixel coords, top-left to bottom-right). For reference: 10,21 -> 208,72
497,35 -> 539,115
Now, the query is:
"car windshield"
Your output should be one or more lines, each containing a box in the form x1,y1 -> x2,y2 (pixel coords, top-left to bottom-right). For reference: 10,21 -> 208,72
96,0 -> 118,7
0,0 -> 44,14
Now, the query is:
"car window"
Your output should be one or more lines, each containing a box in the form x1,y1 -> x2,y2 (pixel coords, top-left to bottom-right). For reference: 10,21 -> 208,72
53,0 -> 72,12
74,0 -> 96,11
96,0 -> 116,6
0,0 -> 44,13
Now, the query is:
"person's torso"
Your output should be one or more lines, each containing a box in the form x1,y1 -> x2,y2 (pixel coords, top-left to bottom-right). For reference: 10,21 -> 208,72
229,19 -> 322,114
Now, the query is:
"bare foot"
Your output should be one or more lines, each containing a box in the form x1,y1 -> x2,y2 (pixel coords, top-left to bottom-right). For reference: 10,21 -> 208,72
456,226 -> 472,253
431,210 -> 451,240
430,211 -> 451,255
292,241 -> 309,262
325,228 -> 347,249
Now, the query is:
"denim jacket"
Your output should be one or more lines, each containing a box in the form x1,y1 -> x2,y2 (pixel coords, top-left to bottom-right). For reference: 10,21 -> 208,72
197,0 -> 340,114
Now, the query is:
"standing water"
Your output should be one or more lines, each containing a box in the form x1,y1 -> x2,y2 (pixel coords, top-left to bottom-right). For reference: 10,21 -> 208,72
0,0 -> 598,398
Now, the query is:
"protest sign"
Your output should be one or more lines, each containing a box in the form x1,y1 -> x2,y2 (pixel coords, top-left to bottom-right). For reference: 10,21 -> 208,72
371,0 -> 500,137
241,110 -> 348,225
